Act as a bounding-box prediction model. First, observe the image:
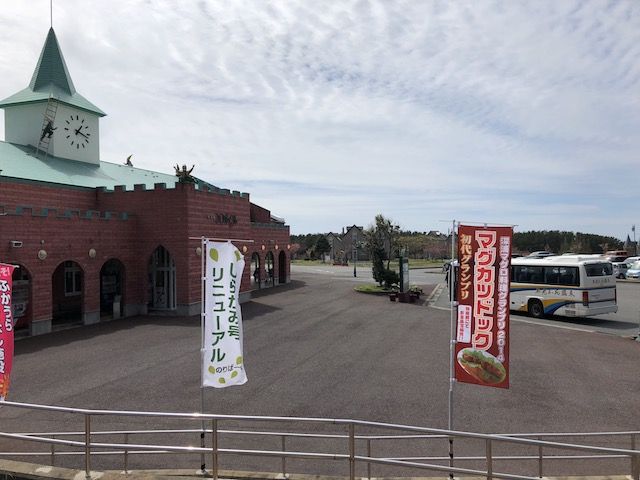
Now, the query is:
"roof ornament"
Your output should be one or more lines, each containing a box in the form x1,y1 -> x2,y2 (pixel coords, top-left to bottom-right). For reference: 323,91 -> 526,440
175,164 -> 196,183
125,155 -> 133,166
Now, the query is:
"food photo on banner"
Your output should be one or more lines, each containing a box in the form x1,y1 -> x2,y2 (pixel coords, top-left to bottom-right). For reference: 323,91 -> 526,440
0,263 -> 16,401
202,241 -> 248,388
455,225 -> 512,389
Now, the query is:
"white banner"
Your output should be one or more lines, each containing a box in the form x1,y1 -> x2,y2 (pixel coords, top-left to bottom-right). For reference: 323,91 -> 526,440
202,241 -> 247,388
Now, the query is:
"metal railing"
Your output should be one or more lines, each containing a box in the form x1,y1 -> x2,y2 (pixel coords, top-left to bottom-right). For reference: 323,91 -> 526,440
0,400 -> 639,480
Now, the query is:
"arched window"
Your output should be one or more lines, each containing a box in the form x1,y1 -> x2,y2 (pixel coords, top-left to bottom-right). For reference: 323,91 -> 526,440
251,253 -> 261,289
265,252 -> 275,287
12,265 -> 32,330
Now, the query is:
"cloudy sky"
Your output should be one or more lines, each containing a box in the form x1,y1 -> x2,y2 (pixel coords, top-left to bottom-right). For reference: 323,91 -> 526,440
0,1 -> 638,238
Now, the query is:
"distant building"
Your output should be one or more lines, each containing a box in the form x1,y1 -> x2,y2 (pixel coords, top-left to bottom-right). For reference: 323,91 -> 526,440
624,235 -> 637,256
323,225 -> 367,262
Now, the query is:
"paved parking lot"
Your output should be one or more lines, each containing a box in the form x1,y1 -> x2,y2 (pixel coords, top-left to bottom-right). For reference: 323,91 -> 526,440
2,266 -> 640,476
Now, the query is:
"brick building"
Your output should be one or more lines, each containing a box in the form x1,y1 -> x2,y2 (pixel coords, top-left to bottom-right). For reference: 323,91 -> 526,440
0,28 -> 290,336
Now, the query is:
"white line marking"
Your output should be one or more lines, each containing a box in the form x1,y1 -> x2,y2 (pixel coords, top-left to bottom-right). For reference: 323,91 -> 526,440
430,305 -> 451,312
427,306 -> 599,333
510,317 -> 596,333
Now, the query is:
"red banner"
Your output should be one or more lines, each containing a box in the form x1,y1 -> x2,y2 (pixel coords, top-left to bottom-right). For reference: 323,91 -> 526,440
0,263 -> 16,400
455,226 -> 512,389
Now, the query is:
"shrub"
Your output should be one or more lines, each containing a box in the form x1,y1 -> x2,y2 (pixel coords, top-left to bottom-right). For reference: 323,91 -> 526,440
372,247 -> 386,285
382,269 -> 399,289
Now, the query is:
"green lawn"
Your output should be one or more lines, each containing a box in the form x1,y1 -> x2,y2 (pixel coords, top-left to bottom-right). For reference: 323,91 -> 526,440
354,284 -> 393,294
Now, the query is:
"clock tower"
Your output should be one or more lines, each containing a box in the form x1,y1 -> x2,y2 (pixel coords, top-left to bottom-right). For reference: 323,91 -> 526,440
0,28 -> 106,164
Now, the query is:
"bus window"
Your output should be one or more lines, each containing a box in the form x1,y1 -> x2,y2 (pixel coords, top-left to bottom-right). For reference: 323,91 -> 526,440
528,266 -> 544,283
512,265 -> 544,283
585,263 -> 613,277
558,266 -> 579,286
544,267 -> 560,285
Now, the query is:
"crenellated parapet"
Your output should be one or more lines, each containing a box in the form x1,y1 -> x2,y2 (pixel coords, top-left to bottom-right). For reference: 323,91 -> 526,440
0,204 -> 129,220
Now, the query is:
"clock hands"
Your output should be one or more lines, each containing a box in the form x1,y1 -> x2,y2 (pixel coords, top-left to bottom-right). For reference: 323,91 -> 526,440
74,125 -> 89,139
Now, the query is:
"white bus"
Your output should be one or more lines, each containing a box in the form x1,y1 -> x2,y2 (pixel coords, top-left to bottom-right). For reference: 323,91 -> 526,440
510,255 -> 617,318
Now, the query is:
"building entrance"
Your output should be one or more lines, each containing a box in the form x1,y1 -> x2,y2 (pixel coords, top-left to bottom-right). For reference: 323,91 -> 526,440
148,246 -> 176,310
52,261 -> 83,325
279,251 -> 287,284
100,259 -> 124,318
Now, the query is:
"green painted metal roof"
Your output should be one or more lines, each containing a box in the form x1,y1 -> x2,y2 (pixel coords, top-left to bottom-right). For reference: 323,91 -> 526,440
29,27 -> 75,95
0,28 -> 105,117
0,141 -> 181,190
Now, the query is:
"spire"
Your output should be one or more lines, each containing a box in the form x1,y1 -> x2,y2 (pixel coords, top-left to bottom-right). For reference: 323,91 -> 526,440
0,27 -> 105,117
29,28 -> 75,96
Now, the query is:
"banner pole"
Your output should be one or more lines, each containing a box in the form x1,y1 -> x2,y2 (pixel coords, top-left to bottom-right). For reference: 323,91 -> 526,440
200,236 -> 206,474
448,220 -> 456,479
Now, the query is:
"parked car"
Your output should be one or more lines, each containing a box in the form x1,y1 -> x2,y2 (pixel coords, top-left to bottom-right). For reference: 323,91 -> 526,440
613,261 -> 629,279
605,255 -> 629,263
625,261 -> 640,280
527,251 -> 555,258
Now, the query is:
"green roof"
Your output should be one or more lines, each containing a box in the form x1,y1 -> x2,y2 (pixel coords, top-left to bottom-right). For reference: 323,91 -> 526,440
0,141 -> 181,190
0,28 -> 105,117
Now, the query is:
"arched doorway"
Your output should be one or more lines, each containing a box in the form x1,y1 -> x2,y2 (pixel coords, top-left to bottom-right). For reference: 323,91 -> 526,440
52,261 -> 84,325
250,253 -> 261,289
12,265 -> 32,332
100,259 -> 125,318
265,252 -> 275,287
148,246 -> 176,310
278,251 -> 287,284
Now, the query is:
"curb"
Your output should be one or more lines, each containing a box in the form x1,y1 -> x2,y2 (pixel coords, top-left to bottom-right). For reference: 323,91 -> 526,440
1,460 -> 634,480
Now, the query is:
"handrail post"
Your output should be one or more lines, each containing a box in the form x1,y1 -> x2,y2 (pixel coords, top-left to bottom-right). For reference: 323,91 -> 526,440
486,439 -> 492,480
281,435 -> 287,477
84,413 -> 91,480
631,433 -> 640,480
349,423 -> 355,480
211,419 -> 218,480
50,434 -> 55,466
538,436 -> 543,478
124,433 -> 129,474
367,439 -> 371,480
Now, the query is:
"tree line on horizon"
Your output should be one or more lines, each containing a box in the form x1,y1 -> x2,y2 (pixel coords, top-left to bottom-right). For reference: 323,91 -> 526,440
512,230 -> 623,255
291,227 -> 625,260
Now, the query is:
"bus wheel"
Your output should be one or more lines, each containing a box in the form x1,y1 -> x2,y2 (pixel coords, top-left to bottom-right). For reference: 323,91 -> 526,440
528,299 -> 545,319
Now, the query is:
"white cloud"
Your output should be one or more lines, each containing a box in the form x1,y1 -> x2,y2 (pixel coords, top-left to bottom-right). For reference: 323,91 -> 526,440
0,0 -> 638,238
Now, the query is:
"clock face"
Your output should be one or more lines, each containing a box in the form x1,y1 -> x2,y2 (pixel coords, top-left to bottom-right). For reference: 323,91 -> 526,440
63,114 -> 91,149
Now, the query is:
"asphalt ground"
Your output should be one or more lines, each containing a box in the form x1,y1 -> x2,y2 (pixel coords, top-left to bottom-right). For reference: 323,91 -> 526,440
1,267 -> 640,477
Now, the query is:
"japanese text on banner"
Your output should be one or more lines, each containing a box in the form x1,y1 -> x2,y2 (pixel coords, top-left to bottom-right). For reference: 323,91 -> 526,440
455,226 -> 512,389
202,242 -> 247,388
0,264 -> 16,401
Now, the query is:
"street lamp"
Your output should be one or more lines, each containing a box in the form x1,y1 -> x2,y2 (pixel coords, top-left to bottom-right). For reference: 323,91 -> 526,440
353,240 -> 357,277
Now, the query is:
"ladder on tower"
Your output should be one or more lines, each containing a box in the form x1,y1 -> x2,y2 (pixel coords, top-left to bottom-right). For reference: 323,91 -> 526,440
35,94 -> 59,159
